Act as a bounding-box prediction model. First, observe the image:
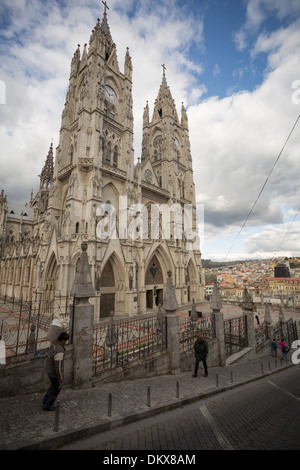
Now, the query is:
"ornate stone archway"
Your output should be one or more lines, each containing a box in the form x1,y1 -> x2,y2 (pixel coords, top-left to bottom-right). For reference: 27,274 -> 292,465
100,251 -> 127,317
186,259 -> 197,303
145,244 -> 174,309
100,259 -> 115,318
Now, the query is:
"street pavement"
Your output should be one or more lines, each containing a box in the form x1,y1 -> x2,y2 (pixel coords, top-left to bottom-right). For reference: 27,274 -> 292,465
60,365 -> 300,452
0,353 -> 297,450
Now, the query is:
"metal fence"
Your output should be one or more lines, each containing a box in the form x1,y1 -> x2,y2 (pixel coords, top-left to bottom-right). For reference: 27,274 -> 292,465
286,318 -> 298,346
179,314 -> 216,354
0,295 -> 73,359
254,323 -> 267,347
93,312 -> 167,376
273,319 -> 298,347
224,316 -> 248,357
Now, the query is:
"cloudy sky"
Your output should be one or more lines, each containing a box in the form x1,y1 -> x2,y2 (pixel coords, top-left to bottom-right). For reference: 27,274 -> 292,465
0,0 -> 300,261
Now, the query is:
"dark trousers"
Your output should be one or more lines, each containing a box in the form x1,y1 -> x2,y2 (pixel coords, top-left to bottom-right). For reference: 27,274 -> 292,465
43,376 -> 61,409
194,358 -> 208,376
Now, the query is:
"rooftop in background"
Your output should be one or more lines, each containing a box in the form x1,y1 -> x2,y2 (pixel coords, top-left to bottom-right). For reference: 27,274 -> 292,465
7,202 -> 34,220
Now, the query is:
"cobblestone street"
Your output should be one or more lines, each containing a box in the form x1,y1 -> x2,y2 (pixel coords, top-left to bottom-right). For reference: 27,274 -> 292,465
60,365 -> 300,451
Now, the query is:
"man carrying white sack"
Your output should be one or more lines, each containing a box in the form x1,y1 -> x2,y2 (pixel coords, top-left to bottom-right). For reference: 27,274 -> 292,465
42,331 -> 70,411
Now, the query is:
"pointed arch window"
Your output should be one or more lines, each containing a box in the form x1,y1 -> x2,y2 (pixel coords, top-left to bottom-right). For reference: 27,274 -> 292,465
102,140 -> 105,164
70,145 -> 74,164
105,143 -> 111,165
113,146 -> 118,167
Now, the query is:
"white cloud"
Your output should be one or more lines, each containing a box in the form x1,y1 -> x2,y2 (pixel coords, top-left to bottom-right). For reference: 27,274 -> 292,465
188,8 -> 300,253
213,64 -> 220,77
244,221 -> 300,257
233,0 -> 300,52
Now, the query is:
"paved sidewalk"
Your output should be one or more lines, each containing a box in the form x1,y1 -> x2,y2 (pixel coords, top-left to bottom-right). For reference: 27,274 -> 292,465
0,355 -> 294,450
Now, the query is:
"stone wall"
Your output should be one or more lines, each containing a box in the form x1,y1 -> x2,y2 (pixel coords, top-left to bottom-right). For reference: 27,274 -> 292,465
180,338 -> 220,372
0,335 -> 221,396
0,347 -> 73,397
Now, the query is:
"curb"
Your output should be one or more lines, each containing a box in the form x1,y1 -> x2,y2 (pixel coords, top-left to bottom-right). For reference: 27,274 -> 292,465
7,362 -> 294,450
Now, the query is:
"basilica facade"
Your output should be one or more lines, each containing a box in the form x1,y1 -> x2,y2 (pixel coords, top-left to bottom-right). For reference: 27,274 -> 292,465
0,8 -> 205,318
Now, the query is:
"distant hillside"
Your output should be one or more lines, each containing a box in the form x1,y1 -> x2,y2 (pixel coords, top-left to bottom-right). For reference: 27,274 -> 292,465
202,259 -> 250,268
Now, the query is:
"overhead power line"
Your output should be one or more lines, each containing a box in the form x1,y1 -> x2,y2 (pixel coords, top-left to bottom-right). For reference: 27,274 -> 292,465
223,114 -> 300,261
273,205 -> 300,258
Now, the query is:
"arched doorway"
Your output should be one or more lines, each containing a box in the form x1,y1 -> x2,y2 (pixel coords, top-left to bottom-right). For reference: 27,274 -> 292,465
100,260 -> 115,318
145,255 -> 164,309
99,252 -> 127,318
186,260 -> 197,303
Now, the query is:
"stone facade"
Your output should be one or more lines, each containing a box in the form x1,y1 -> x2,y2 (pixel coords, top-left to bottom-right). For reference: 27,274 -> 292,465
0,8 -> 205,319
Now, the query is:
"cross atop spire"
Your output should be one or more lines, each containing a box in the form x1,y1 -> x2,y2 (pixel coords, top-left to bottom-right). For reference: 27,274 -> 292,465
160,63 -> 168,93
102,0 -> 109,14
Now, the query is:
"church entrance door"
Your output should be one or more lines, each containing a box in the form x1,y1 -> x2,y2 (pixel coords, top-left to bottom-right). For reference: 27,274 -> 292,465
100,260 -> 115,318
145,254 -> 164,310
156,288 -> 163,306
146,290 -> 153,309
100,293 -> 115,318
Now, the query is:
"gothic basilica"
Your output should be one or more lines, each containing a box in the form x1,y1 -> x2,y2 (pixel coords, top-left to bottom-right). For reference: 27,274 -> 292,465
0,7 -> 205,318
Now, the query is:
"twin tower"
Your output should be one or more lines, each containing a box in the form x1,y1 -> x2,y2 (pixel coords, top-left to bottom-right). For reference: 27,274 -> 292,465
0,7 -> 204,318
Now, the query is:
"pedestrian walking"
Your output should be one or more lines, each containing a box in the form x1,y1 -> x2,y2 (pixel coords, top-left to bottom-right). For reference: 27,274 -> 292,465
280,338 -> 289,361
192,334 -> 208,377
271,338 -> 277,357
42,331 -> 69,411
255,313 -> 260,325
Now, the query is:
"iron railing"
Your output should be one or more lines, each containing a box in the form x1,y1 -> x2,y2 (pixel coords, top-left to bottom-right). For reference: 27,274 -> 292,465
0,295 -> 73,358
224,316 -> 248,357
286,318 -> 298,347
254,323 -> 267,347
93,312 -> 167,376
179,314 -> 216,354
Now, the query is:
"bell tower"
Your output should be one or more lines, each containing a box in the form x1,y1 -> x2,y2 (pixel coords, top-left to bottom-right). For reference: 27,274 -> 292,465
48,3 -> 134,240
140,66 -> 204,310
141,65 -> 195,205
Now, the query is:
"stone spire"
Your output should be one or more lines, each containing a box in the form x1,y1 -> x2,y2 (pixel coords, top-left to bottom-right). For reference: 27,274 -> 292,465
40,142 -> 54,189
101,0 -> 110,33
72,242 -> 94,298
100,2 -> 114,53
79,43 -> 87,71
242,285 -> 253,311
88,2 -> 115,61
70,44 -> 80,78
163,270 -> 178,313
210,280 -> 222,312
181,102 -> 188,129
264,303 -> 272,324
124,47 -> 132,79
151,65 -> 179,123
190,299 -> 198,322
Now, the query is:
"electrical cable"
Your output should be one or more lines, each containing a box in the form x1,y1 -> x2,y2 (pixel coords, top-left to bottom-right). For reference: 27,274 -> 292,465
273,205 -> 300,258
223,114 -> 300,261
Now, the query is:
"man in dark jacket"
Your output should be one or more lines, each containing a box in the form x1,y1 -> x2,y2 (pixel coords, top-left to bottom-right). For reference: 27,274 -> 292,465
192,334 -> 208,377
42,331 -> 69,411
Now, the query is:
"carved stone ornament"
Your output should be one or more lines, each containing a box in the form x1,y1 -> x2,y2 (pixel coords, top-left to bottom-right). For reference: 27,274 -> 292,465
145,169 -> 153,183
